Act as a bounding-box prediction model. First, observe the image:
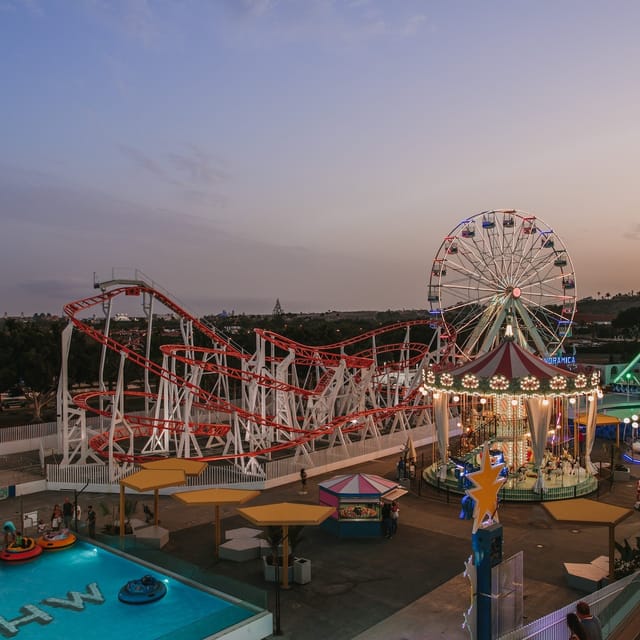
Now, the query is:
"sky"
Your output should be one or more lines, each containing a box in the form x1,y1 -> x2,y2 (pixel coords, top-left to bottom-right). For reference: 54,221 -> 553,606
1,0 -> 639,317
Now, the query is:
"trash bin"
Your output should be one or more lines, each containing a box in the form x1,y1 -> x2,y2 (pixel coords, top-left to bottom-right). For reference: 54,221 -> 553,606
294,557 -> 311,584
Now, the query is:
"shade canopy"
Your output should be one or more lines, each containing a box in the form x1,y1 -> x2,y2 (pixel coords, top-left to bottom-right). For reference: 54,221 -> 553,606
120,469 -> 187,492
173,488 -> 260,506
237,502 -> 335,526
542,498 -> 632,527
575,413 -> 620,426
141,458 -> 207,476
543,498 -> 634,579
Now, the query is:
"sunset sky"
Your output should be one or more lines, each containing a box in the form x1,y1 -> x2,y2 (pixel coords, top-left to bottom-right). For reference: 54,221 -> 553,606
1,0 -> 639,317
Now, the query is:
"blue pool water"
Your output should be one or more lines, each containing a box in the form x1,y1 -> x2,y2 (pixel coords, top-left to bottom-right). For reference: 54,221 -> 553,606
0,541 -> 256,640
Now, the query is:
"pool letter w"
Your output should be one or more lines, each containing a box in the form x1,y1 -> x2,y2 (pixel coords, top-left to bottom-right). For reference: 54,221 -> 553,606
42,583 -> 105,611
0,605 -> 53,637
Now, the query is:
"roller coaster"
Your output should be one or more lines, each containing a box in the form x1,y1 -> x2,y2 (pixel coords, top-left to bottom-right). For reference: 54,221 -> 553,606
57,273 -> 450,480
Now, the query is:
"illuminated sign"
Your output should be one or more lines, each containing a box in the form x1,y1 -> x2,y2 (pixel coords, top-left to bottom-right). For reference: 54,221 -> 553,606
543,356 -> 576,366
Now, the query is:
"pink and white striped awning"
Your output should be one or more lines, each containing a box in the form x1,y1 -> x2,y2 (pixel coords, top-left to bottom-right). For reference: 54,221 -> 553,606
319,473 -> 400,497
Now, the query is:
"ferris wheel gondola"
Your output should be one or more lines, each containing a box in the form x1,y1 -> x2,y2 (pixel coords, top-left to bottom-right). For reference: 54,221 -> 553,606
428,209 -> 577,360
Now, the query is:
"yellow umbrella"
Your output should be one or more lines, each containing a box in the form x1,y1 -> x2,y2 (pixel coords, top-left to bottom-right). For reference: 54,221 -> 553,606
237,502 -> 335,588
542,498 -> 633,579
142,458 -> 207,475
172,488 -> 260,557
119,469 -> 187,541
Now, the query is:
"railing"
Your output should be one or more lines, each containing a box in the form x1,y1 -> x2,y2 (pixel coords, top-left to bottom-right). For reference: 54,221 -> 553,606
498,571 -> 639,639
45,423 -> 442,491
0,421 -> 57,443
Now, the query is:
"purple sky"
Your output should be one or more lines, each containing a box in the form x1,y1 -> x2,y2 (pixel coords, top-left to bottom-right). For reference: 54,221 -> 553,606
1,0 -> 639,316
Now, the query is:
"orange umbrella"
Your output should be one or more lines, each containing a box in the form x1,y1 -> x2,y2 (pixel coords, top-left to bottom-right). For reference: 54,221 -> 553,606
237,502 -> 335,588
172,488 -> 260,557
543,498 -> 633,579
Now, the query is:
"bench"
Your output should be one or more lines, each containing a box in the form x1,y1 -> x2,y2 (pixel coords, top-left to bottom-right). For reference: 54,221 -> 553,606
564,556 -> 609,592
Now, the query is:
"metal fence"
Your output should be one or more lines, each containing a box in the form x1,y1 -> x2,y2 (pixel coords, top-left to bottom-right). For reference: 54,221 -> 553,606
45,422 -> 442,492
498,571 -> 639,639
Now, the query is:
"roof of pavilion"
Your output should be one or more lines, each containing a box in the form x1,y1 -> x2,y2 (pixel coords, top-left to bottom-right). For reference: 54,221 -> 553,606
422,339 -> 601,397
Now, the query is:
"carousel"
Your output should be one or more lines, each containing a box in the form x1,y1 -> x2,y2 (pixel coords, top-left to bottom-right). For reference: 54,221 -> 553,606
420,329 -> 602,502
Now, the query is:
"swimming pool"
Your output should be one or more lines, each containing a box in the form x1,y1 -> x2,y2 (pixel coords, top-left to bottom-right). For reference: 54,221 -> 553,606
0,541 -> 272,640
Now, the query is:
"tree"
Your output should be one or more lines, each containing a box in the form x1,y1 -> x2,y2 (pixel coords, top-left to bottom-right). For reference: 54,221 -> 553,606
0,318 -> 64,420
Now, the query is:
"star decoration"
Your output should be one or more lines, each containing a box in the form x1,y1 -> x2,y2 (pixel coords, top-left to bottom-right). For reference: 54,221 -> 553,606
466,442 -> 506,533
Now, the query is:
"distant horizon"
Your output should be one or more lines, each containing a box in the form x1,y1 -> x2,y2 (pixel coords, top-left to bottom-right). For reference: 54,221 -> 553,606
2,288 -> 638,320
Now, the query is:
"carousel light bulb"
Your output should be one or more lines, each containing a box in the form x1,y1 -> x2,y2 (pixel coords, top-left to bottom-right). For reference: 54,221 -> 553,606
597,390 -> 603,399
433,392 -> 440,399
542,399 -> 549,405
633,415 -> 639,422
633,422 -> 639,430
419,385 -> 427,396
569,397 -> 576,405
624,418 -> 631,425
511,399 -> 518,406
480,398 -> 487,405
452,395 -> 460,403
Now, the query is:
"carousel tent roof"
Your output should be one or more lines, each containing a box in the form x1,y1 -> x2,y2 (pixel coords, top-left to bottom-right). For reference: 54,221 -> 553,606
422,338 -> 600,396
449,339 -> 574,380
319,473 -> 401,497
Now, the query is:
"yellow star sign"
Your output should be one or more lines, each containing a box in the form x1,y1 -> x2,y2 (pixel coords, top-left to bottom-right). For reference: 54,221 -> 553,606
466,442 -> 506,533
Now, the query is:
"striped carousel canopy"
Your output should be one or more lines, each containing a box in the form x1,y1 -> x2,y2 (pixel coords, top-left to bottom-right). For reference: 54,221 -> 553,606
318,473 -> 400,497
422,339 -> 600,397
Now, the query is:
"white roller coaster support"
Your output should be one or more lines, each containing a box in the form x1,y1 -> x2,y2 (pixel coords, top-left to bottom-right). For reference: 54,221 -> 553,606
108,352 -> 135,481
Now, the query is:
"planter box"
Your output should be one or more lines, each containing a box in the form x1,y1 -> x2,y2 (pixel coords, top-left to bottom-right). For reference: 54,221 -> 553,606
614,467 -> 631,482
262,555 -> 295,583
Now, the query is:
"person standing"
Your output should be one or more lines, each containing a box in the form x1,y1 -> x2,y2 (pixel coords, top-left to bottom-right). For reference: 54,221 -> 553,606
51,504 -> 62,531
381,501 -> 392,539
300,468 -> 308,494
390,501 -> 399,538
87,505 -> 96,539
2,521 -> 16,548
397,457 -> 405,482
62,497 -> 74,529
576,601 -> 603,640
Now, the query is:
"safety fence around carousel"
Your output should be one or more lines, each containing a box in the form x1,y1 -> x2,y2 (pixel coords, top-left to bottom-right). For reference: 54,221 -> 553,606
41,422 -> 451,493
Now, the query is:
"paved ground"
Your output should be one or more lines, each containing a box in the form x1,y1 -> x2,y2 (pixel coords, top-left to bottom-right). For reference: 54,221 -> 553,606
1,443 -> 639,639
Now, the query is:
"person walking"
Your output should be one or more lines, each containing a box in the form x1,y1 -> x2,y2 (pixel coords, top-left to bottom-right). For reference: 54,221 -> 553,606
566,612 -> 588,640
87,505 -> 96,539
576,601 -> 603,640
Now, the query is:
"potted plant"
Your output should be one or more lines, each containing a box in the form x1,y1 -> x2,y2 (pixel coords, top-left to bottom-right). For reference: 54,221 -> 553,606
262,525 -> 304,582
98,499 -> 138,536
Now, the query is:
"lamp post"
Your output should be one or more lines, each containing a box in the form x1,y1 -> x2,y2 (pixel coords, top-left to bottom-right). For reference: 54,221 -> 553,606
625,415 -> 639,462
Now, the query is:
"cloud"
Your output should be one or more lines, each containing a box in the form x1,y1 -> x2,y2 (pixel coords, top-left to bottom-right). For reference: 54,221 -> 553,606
168,147 -> 227,186
118,144 -> 167,180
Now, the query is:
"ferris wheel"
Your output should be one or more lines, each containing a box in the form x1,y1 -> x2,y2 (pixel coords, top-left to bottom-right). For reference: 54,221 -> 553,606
427,209 -> 577,359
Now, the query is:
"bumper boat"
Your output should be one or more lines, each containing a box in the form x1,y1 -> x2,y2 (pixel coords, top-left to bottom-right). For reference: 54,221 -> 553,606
1,537 -> 43,562
118,575 -> 167,604
37,529 -> 77,550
